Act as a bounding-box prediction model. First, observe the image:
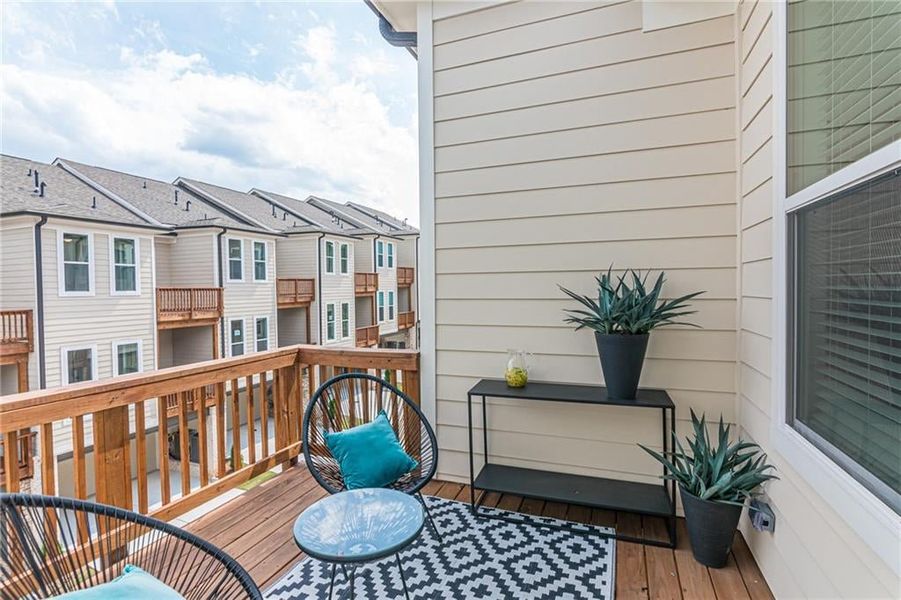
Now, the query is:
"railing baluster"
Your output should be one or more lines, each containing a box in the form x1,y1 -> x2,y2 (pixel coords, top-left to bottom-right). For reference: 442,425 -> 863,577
195,388 -> 209,487
72,415 -> 89,542
215,382 -> 226,477
246,375 -> 256,465
156,396 -> 171,506
3,431 -> 19,492
40,423 -> 55,495
135,401 -> 149,513
259,370 -> 269,459
230,379 -> 240,471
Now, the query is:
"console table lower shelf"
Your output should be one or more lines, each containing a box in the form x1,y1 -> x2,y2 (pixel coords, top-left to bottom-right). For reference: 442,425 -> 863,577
471,463 -> 676,548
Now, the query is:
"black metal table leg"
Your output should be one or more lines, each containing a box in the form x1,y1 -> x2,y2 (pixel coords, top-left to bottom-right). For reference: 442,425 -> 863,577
395,553 -> 411,600
468,392 -> 475,510
328,563 -> 337,600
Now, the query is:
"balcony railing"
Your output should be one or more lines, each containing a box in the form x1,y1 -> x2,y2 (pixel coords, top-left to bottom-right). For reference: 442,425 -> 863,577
355,324 -> 380,347
0,309 -> 34,357
277,278 -> 315,307
398,311 -> 416,330
354,272 -> 378,295
157,287 -> 223,328
0,428 -> 35,482
397,267 -> 414,286
0,346 -> 420,522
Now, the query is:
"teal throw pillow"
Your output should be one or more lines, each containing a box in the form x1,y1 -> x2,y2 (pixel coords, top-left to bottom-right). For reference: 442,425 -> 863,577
324,410 -> 419,489
54,564 -> 183,599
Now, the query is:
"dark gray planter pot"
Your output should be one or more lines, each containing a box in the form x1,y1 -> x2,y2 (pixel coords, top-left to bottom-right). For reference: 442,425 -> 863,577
680,486 -> 742,568
594,332 -> 649,400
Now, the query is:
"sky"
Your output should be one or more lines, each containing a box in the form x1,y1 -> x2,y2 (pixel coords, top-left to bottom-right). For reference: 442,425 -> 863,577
1,1 -> 420,224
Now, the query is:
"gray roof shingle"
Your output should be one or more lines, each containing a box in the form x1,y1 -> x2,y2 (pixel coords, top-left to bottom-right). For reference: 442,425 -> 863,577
250,189 -> 364,236
59,160 -> 268,233
1,155 -> 155,227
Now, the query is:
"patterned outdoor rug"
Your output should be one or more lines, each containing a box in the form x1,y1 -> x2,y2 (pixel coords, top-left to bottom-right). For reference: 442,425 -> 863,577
266,496 -> 615,600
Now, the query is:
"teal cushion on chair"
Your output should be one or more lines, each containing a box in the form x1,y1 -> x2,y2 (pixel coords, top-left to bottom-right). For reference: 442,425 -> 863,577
324,410 -> 419,489
55,564 -> 183,599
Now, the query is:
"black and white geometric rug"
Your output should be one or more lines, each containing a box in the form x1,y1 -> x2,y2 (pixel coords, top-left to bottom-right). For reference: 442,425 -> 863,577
266,496 -> 615,600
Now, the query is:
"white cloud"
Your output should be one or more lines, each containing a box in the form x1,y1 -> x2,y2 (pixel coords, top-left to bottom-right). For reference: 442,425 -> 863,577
0,41 -> 419,223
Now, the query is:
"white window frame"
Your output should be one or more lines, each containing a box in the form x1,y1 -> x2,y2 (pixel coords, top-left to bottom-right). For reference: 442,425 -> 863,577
109,236 -> 140,296
252,240 -> 268,282
376,240 -> 384,268
388,290 -> 395,321
377,291 -> 385,323
228,317 -> 247,357
254,316 -> 269,352
111,339 -> 143,376
339,243 -> 349,275
325,303 -> 336,341
57,230 -> 95,297
340,302 -> 350,339
771,4 -> 901,571
226,238 -> 244,283
60,344 -> 98,385
387,242 -> 394,268
325,241 -> 336,274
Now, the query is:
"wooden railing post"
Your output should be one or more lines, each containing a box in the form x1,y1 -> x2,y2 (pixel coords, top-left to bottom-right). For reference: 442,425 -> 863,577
92,406 -> 132,509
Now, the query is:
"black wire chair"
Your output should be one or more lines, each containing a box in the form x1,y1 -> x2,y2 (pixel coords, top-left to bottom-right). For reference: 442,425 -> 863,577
302,372 -> 442,540
0,493 -> 262,600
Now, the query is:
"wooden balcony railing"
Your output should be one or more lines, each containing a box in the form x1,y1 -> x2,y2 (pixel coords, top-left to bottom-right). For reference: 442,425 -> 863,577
0,428 -> 36,481
157,287 -> 223,328
397,267 -> 414,286
0,346 -> 419,526
354,272 -> 378,296
398,311 -> 416,330
355,324 -> 380,348
277,278 -> 315,307
0,309 -> 34,357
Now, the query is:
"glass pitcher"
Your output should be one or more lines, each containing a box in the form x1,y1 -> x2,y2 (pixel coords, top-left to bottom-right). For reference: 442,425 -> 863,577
505,349 -> 532,388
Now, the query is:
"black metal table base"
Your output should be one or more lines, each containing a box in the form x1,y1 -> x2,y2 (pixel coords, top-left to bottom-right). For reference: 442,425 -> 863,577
326,554 -> 411,600
466,379 -> 678,550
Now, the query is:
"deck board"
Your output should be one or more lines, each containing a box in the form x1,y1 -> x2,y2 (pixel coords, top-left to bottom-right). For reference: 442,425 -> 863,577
185,467 -> 773,599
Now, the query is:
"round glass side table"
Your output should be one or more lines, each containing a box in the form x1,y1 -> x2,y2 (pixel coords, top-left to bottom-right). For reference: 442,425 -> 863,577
293,488 -> 425,599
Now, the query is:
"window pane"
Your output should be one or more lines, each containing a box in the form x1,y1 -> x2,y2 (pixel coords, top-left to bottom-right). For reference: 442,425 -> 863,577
65,264 -> 90,292
67,349 -> 93,383
230,320 -> 244,356
787,1 -> 901,194
117,343 -> 139,375
115,265 -> 136,292
792,171 -> 901,512
256,318 -> 268,351
254,261 -> 266,280
228,240 -> 242,259
341,303 -> 349,338
63,234 -> 89,262
114,238 -> 135,265
254,242 -> 266,261
230,260 -> 242,280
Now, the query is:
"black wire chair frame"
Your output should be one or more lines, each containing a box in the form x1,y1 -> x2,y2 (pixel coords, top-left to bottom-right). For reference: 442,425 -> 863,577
301,372 -> 442,540
0,493 -> 262,600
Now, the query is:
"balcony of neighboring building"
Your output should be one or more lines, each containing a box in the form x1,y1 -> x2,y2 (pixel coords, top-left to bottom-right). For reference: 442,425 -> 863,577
398,310 -> 415,330
156,288 -> 224,329
354,272 -> 378,296
355,324 -> 380,348
276,278 -> 315,308
1,309 -> 34,395
397,266 -> 414,287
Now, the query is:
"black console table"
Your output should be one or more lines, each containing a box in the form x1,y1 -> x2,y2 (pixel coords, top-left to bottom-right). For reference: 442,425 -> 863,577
467,378 -> 676,548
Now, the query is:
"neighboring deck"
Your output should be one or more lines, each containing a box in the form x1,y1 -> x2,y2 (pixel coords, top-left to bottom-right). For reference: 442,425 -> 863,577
185,465 -> 774,599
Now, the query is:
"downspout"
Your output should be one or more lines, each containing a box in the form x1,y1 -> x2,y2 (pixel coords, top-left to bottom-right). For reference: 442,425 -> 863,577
216,227 -> 227,357
363,0 -> 417,56
34,215 -> 48,389
317,233 -> 325,344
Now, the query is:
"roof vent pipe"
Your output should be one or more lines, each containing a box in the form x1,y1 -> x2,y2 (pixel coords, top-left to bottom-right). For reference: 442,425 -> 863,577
27,168 -> 32,176
33,170 -> 39,189
174,190 -> 179,204
39,182 -> 46,197
142,180 -> 147,189
185,200 -> 191,212
91,196 -> 97,209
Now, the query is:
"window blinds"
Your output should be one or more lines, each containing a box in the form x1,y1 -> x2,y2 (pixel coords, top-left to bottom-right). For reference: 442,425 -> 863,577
792,170 -> 901,512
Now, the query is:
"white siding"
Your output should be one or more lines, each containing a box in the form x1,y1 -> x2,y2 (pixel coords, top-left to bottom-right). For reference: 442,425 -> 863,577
0,218 -> 38,392
167,231 -> 216,287
220,234 -> 278,355
735,1 -> 899,597
428,1 -> 738,485
320,236 -> 354,346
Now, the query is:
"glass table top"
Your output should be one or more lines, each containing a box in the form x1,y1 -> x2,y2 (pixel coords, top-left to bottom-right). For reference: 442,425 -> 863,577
293,488 -> 425,563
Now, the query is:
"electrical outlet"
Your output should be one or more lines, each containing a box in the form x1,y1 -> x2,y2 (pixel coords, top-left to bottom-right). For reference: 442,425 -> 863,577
750,499 -> 775,532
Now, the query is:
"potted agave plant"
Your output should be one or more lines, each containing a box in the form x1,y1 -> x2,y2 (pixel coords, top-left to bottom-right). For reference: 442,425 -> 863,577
560,268 -> 703,399
641,411 -> 778,568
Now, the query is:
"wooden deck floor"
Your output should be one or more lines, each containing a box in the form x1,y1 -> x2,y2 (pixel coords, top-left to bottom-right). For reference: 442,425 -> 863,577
185,465 -> 773,599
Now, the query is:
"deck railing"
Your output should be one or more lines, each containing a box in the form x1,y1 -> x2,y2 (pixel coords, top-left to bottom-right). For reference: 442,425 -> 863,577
156,287 -> 223,326
397,267 -> 414,286
354,272 -> 378,295
398,311 -> 416,330
276,278 -> 315,306
0,309 -> 34,354
0,346 -> 419,525
0,429 -> 36,481
355,324 -> 380,348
